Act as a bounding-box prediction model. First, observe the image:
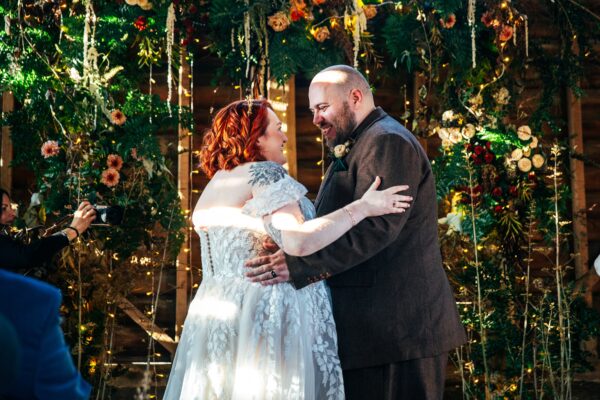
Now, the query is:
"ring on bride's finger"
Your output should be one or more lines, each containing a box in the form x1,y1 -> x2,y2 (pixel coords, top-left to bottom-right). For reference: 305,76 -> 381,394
271,270 -> 277,278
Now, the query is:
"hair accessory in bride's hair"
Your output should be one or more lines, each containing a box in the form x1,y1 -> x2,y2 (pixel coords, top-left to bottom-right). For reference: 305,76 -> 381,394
246,95 -> 253,117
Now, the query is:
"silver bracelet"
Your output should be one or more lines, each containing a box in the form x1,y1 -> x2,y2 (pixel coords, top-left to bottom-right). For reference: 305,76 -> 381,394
343,206 -> 357,226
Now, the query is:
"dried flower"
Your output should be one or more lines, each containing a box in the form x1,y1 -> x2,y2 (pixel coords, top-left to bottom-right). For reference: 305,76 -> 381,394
267,11 -> 290,32
107,154 -> 124,170
517,157 -> 532,172
493,87 -> 510,105
511,148 -> 523,161
363,5 -> 377,20
530,136 -> 539,148
499,25 -> 514,42
111,109 -> 127,126
41,140 -> 60,159
532,154 -> 545,169
312,26 -> 330,42
101,168 -> 120,187
517,125 -> 532,141
468,94 -> 483,106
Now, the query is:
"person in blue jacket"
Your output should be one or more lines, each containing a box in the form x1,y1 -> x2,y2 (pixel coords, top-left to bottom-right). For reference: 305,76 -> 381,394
0,269 -> 91,399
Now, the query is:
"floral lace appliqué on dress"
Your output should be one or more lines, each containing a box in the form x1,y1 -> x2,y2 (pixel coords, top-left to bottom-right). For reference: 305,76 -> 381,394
163,162 -> 344,400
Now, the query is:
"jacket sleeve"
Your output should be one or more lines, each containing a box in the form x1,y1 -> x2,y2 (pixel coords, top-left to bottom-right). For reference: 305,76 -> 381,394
0,233 -> 69,271
286,133 -> 425,289
34,290 -> 92,400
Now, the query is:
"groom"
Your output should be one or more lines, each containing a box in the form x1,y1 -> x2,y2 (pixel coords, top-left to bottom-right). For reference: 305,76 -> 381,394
246,65 -> 466,399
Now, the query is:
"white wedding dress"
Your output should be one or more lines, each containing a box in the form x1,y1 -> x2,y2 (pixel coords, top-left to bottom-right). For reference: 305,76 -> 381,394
163,163 -> 344,400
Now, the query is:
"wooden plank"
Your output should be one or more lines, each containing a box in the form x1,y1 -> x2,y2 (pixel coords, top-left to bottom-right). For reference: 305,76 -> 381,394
1,91 -> 14,191
176,49 -> 192,341
568,83 -> 591,302
115,296 -> 176,355
268,78 -> 297,179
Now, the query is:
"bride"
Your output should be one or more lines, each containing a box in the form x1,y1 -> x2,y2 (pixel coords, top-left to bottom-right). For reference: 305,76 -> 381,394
163,99 -> 412,400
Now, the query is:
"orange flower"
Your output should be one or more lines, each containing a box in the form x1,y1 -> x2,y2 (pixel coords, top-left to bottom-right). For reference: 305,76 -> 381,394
311,0 -> 326,5
41,140 -> 60,158
363,5 -> 377,20
267,11 -> 290,32
312,26 -> 330,43
481,11 -> 494,28
439,13 -> 456,29
101,168 -> 120,187
110,109 -> 126,126
499,25 -> 513,42
107,154 -> 124,170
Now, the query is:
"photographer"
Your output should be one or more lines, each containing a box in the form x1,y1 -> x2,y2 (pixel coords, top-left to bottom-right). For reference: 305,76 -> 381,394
0,188 -> 96,272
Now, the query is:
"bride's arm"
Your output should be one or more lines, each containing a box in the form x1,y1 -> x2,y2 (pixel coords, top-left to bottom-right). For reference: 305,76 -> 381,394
266,177 -> 411,257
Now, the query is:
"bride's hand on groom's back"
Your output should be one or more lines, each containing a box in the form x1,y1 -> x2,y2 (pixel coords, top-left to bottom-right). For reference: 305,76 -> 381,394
245,249 -> 290,285
359,176 -> 412,218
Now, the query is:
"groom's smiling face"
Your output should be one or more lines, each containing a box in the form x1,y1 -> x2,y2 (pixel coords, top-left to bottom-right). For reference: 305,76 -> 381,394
309,82 -> 358,149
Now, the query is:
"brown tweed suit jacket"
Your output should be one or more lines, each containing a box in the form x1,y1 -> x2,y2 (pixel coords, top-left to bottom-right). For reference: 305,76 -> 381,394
286,107 -> 467,370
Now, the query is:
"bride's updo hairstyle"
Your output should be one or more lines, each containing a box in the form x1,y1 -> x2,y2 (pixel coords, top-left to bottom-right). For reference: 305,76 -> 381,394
200,99 -> 272,178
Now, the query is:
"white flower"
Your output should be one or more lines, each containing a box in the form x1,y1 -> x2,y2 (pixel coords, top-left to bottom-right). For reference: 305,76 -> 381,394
462,123 -> 476,139
442,110 -> 454,122
438,128 -> 450,140
448,127 -> 462,144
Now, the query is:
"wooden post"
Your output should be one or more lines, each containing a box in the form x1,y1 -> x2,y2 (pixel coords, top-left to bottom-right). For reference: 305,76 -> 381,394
1,91 -> 14,190
566,49 -> 590,302
175,49 -> 192,341
412,73 -> 428,154
268,77 -> 297,179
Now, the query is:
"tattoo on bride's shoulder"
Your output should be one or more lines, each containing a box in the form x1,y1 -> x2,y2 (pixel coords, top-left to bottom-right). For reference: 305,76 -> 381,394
248,162 -> 286,186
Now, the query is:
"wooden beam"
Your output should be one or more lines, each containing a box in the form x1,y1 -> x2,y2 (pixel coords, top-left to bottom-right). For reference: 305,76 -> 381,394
115,296 -> 177,355
1,91 -> 14,191
566,54 -> 590,303
268,77 -> 297,179
176,49 -> 192,341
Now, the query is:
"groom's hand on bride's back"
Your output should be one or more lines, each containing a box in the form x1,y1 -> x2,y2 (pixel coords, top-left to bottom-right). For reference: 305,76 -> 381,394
245,245 -> 290,286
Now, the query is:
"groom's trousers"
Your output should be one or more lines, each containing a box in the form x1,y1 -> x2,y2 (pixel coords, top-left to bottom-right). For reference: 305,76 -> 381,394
342,352 -> 448,400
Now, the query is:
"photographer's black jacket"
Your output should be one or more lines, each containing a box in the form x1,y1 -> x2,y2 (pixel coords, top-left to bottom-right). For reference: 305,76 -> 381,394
0,233 -> 68,272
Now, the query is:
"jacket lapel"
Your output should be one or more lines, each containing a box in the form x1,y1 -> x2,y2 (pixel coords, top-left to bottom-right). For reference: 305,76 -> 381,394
314,163 -> 335,211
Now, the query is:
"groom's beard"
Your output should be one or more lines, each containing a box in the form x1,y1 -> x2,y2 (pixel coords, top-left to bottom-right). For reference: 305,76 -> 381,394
323,102 -> 357,149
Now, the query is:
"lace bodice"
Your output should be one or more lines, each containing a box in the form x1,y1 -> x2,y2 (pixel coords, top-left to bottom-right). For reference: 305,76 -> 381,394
195,162 -> 315,280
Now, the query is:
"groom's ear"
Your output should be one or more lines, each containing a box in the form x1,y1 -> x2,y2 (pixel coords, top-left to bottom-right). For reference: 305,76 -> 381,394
349,88 -> 363,107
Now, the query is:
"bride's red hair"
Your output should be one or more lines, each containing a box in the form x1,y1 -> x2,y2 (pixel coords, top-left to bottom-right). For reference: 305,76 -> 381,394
200,99 -> 271,178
